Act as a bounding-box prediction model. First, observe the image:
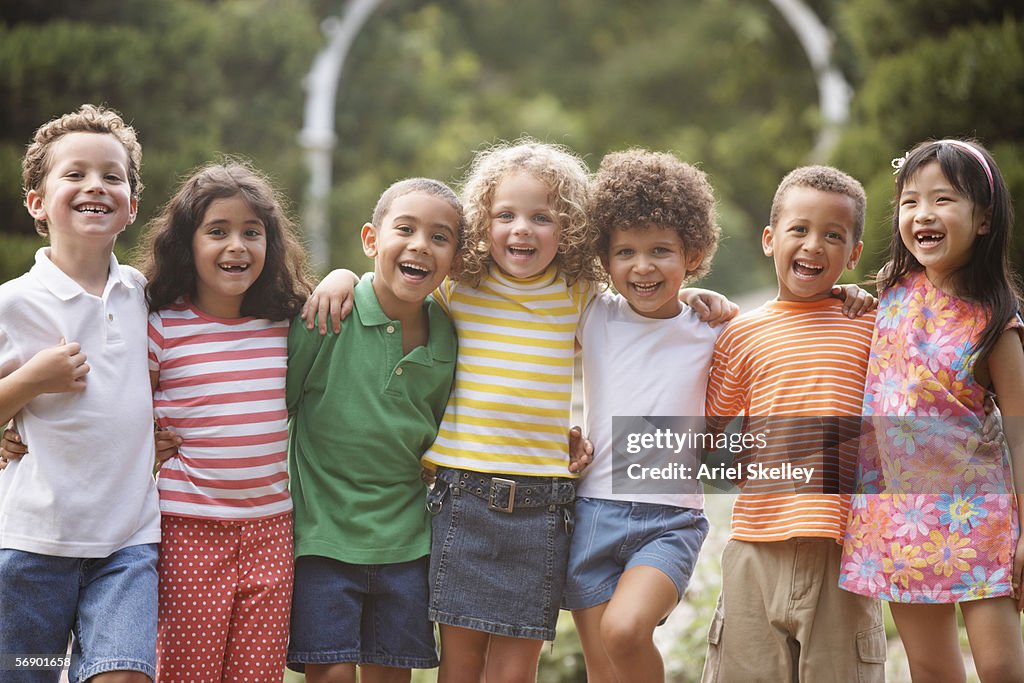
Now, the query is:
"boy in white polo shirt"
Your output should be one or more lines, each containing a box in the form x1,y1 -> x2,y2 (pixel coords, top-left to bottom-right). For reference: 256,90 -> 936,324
0,105 -> 161,683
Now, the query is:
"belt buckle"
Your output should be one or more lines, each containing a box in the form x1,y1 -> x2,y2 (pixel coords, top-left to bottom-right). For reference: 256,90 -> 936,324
488,477 -> 516,513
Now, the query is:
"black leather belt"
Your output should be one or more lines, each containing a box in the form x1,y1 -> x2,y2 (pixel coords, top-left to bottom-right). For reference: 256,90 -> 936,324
439,468 -> 575,513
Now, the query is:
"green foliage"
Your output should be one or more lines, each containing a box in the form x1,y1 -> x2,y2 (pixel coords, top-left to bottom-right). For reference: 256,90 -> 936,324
832,6 -> 1024,277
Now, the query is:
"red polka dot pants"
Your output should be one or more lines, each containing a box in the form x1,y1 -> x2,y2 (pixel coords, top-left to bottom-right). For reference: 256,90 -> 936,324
156,512 -> 294,683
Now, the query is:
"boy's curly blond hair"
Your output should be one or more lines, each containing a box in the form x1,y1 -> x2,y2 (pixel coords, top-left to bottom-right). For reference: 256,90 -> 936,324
21,104 -> 143,236
456,138 -> 601,286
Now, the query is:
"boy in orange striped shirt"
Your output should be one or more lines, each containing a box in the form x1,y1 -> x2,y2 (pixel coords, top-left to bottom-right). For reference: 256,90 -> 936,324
700,166 -> 885,683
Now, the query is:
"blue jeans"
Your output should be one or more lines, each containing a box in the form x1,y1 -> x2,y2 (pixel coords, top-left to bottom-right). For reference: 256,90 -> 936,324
0,543 -> 158,683
564,497 -> 708,611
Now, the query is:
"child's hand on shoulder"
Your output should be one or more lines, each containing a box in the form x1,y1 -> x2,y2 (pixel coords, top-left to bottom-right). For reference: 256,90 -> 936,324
680,288 -> 739,327
831,284 -> 877,318
302,269 -> 360,335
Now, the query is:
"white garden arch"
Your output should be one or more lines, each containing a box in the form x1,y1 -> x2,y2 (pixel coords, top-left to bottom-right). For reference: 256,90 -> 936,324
299,0 -> 850,271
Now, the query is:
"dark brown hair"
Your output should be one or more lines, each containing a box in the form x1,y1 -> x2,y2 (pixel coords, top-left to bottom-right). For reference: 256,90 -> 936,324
137,159 -> 312,319
590,148 -> 719,282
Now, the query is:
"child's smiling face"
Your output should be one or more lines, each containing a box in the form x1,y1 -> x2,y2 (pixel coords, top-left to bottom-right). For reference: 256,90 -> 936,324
25,132 -> 137,246
763,186 -> 862,303
363,191 -> 459,318
191,195 -> 267,318
487,172 -> 560,279
898,161 -> 989,292
605,225 -> 703,319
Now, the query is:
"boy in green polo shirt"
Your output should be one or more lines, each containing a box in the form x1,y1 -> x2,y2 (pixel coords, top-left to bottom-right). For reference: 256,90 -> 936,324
285,178 -> 462,680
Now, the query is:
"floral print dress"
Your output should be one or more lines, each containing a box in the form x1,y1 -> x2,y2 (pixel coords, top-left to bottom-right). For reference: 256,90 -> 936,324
840,270 -> 1021,603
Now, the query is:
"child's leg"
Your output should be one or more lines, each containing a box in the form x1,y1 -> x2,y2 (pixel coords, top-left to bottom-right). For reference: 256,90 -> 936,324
0,549 -> 77,683
890,602 -> 965,683
305,663 -> 357,683
483,635 -> 545,683
74,543 -> 159,683
156,516 -> 235,682
222,513 -> 294,683
437,626 -> 544,683
572,604 -> 617,683
961,597 -> 1024,682
359,663 -> 413,683
437,624 -> 488,683
597,566 -> 678,683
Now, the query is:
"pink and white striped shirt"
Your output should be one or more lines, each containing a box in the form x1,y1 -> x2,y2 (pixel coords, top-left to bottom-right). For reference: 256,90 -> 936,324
148,301 -> 291,520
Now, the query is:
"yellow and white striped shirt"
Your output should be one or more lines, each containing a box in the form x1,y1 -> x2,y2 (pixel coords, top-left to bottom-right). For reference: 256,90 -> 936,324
423,265 -> 594,476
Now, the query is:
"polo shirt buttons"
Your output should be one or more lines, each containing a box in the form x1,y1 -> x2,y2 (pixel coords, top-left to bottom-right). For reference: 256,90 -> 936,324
107,313 -> 114,322
395,367 -> 404,376
386,325 -> 395,333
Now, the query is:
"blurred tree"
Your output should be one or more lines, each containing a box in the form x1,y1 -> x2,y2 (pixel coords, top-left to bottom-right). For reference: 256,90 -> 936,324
831,0 -> 1024,280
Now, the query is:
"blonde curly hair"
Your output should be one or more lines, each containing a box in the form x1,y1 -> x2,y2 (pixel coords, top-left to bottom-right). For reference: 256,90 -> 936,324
456,138 -> 602,286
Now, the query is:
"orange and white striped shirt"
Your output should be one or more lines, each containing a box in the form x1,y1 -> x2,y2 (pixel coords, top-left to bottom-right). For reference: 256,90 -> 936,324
148,301 -> 291,520
706,298 -> 874,542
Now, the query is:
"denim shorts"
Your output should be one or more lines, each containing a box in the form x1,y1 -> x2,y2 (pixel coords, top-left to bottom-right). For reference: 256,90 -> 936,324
0,543 -> 158,683
287,555 -> 438,670
427,467 -> 575,641
563,497 -> 709,611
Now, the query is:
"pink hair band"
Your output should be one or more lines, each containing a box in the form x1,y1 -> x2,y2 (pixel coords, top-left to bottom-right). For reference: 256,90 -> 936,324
937,139 -> 994,196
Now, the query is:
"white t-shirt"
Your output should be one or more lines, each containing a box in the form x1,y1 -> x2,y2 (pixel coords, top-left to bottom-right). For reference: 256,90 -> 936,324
0,248 -> 161,557
576,292 -> 719,508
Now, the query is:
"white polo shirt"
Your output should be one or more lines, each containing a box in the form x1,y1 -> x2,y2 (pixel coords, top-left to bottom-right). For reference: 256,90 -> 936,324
0,248 -> 160,557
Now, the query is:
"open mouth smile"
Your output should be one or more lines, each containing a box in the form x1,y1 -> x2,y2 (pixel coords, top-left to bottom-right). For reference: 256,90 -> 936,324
792,260 -> 825,278
398,261 -> 431,280
75,203 -> 112,215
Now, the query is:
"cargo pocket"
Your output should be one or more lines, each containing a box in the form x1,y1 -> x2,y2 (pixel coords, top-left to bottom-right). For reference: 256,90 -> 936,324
701,600 -> 725,683
856,624 -> 886,683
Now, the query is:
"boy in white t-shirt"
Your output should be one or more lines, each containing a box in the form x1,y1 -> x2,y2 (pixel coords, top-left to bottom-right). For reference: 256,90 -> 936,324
0,105 -> 161,683
564,149 -> 722,683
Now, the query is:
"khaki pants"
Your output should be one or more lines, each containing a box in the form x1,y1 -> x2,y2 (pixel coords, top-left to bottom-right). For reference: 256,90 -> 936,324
701,538 -> 885,683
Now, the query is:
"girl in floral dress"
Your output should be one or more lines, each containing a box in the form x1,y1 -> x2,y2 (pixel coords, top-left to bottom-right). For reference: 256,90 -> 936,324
840,139 -> 1024,682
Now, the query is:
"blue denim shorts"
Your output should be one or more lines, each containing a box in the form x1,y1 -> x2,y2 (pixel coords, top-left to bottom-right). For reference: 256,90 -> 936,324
0,543 -> 158,683
427,467 -> 575,641
288,555 -> 438,670
563,497 -> 709,611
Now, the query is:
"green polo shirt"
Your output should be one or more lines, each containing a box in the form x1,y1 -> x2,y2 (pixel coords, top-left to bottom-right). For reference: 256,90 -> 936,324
286,273 -> 456,564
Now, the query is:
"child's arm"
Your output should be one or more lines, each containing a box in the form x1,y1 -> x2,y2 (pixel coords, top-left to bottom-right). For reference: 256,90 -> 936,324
0,339 -> 88,426
831,284 -> 877,318
680,288 -> 739,327
301,269 -> 361,335
986,328 -> 1024,610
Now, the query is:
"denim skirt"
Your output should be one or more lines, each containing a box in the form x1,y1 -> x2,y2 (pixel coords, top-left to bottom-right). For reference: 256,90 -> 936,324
427,467 -> 575,640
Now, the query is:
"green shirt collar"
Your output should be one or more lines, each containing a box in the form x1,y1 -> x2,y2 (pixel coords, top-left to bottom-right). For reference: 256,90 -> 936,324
354,272 -> 455,363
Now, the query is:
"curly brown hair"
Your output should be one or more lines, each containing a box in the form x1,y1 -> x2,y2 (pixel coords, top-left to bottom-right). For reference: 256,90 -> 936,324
770,165 -> 866,243
135,159 -> 312,320
456,138 -> 601,286
590,149 -> 719,282
21,104 -> 144,237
